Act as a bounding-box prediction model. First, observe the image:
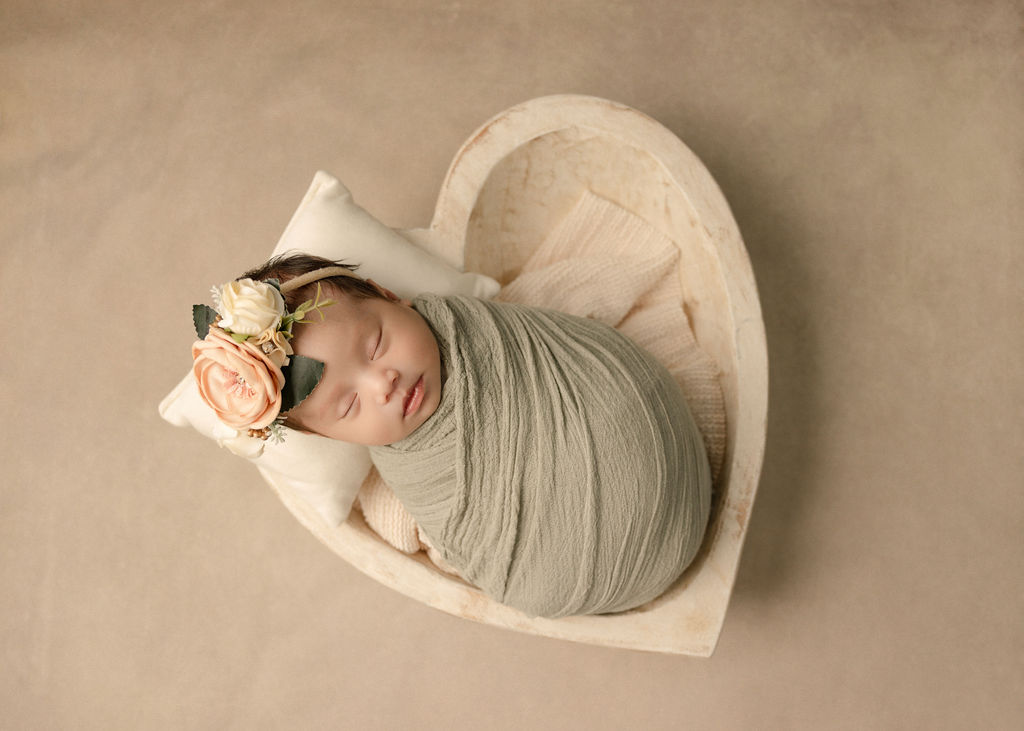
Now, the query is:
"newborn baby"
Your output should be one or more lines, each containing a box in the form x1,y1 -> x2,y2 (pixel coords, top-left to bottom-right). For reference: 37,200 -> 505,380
194,253 -> 712,618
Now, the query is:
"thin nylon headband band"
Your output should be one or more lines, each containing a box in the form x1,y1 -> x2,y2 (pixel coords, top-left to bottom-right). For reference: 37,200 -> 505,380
279,266 -> 364,294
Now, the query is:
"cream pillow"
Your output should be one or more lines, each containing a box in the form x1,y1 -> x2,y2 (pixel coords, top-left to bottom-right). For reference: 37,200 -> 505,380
159,171 -> 499,527
272,170 -> 497,299
159,374 -> 371,527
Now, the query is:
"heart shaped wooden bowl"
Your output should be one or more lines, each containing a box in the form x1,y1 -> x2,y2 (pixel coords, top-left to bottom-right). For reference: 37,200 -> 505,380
270,95 -> 768,656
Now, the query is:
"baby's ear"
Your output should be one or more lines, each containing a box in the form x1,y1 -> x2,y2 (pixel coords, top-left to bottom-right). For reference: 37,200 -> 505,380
366,279 -> 409,305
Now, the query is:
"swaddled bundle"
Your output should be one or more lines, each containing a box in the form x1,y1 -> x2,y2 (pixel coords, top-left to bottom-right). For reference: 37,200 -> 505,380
369,294 -> 712,618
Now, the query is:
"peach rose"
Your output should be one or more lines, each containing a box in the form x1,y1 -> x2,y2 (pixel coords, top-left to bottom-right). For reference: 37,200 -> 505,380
192,327 -> 285,430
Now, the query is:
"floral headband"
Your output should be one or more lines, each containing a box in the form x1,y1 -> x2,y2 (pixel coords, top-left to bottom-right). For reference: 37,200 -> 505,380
191,266 -> 362,452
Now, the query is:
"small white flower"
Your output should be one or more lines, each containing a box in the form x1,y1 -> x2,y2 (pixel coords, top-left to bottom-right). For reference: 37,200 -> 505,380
214,278 -> 285,337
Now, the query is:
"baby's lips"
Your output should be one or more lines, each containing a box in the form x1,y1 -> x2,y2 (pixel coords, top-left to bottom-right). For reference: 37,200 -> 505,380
403,375 -> 425,416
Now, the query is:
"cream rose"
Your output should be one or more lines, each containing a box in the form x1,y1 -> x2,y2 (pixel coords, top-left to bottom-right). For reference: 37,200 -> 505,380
214,278 -> 285,337
192,327 -> 285,430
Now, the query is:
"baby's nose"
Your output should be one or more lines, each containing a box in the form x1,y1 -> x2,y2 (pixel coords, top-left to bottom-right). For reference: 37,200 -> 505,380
374,369 -> 399,405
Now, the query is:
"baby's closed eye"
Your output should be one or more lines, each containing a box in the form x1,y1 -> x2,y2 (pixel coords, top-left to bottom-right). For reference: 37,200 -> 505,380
370,327 -> 383,360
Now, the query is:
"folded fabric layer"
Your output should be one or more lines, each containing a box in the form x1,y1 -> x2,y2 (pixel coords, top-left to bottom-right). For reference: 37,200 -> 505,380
496,190 -> 726,482
369,295 -> 712,618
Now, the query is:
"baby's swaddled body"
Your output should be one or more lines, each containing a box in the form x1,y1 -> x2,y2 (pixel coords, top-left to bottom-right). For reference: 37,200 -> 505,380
369,294 -> 712,618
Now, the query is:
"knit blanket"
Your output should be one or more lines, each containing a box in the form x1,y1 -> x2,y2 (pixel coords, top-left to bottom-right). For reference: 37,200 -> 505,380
368,293 -> 712,618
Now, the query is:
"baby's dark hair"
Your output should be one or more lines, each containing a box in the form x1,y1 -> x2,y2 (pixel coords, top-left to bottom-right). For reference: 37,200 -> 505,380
242,253 -> 387,309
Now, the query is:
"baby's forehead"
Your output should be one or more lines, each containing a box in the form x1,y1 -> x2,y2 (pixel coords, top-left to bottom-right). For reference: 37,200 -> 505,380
304,288 -> 366,321
293,295 -> 371,346
286,303 -> 361,412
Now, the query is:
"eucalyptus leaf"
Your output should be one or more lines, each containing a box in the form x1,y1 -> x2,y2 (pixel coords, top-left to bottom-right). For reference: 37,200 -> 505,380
280,355 -> 326,412
193,304 -> 218,339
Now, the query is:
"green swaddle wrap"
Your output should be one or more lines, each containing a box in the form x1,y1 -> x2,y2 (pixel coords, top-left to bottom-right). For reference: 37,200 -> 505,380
369,294 -> 712,618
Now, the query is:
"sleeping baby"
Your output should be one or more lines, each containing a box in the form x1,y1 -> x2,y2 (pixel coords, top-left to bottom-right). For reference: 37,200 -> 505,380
192,252 -> 712,618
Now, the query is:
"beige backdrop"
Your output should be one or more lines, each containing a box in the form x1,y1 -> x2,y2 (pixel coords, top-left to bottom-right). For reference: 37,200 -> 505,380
2,1 -> 1021,729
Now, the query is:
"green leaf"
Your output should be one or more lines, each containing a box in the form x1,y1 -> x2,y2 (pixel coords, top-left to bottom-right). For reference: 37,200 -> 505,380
280,355 -> 325,412
229,331 -> 250,343
193,304 -> 218,339
266,278 -> 281,292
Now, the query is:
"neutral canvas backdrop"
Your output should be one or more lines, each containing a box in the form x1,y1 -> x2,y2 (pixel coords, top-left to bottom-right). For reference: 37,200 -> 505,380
2,1 -> 1021,729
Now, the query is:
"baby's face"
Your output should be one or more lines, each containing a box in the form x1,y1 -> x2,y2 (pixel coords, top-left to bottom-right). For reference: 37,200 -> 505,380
285,286 -> 441,445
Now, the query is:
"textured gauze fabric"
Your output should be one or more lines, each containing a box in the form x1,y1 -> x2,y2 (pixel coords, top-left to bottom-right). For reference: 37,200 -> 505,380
369,294 -> 712,618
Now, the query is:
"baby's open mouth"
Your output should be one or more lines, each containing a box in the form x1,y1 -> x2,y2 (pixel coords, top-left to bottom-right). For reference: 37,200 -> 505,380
403,375 -> 424,417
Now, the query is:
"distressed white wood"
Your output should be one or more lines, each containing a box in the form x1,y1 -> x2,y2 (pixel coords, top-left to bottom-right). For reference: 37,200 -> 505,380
263,95 -> 768,656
